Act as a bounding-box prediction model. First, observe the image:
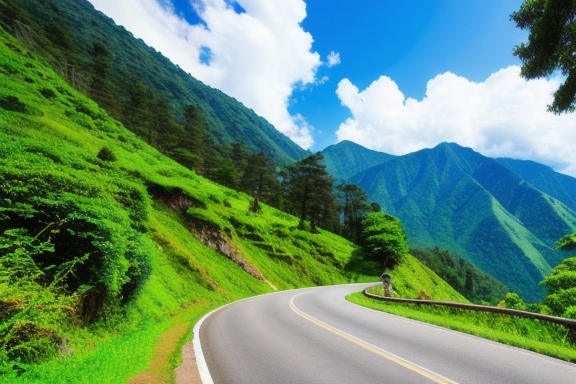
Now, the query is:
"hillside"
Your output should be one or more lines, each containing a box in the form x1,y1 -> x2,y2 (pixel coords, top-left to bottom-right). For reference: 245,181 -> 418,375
0,0 -> 308,165
496,158 -> 576,212
0,27 -> 466,382
344,143 -> 576,302
321,140 -> 395,181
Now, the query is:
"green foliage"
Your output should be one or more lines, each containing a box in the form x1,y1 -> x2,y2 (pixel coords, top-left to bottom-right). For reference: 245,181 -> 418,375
349,292 -> 576,362
500,292 -> 527,311
366,253 -> 468,302
512,0 -> 576,113
0,225 -> 89,367
321,140 -> 395,181
97,147 -> 116,162
238,152 -> 280,213
541,256 -> 576,318
281,153 -> 339,234
360,212 -> 408,270
336,183 -> 370,244
0,17 -> 474,383
0,95 -> 27,113
410,246 -> 508,304
0,29 -> 387,381
556,233 -> 576,251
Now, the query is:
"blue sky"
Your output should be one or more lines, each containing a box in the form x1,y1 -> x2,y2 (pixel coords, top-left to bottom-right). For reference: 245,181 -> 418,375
292,0 -> 527,150
88,0 -> 576,176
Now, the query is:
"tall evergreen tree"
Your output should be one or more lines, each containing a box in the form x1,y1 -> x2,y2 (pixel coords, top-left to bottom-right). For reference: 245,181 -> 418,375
167,104 -> 206,173
336,183 -> 370,244
87,41 -> 117,116
239,152 -> 279,212
282,153 -> 337,233
122,76 -> 151,139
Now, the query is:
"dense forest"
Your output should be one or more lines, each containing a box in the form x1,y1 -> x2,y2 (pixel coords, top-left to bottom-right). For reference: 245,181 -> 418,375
410,247 -> 509,305
0,0 -> 308,165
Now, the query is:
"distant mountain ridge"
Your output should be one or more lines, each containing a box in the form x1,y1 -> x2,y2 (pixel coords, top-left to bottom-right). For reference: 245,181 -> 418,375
321,140 -> 395,181
496,158 -> 576,211
0,0 -> 307,164
323,141 -> 576,301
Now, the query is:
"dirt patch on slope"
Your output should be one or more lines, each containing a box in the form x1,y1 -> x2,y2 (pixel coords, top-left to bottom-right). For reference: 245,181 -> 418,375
188,216 -> 277,290
128,321 -> 201,384
175,340 -> 202,384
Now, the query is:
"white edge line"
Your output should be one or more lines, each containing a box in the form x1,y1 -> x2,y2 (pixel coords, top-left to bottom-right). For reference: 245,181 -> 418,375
192,283 -> 376,384
192,290 -> 293,384
192,307 -> 218,384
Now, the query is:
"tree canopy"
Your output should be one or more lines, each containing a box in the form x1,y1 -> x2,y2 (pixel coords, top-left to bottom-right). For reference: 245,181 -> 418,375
511,0 -> 576,113
360,212 -> 408,270
540,256 -> 576,318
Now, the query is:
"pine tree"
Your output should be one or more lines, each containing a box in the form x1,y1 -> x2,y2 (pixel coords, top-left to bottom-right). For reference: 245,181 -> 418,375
282,153 -> 337,233
87,41 -> 118,117
337,183 -> 370,244
239,152 -> 278,212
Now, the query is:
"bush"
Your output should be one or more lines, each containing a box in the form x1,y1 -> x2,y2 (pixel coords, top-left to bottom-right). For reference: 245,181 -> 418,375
97,147 -> 117,162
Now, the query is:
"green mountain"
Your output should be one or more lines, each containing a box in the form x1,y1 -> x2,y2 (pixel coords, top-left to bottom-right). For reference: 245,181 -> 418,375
0,26 -> 465,381
346,142 -> 576,302
496,158 -> 576,211
0,0 -> 308,165
321,140 -> 395,181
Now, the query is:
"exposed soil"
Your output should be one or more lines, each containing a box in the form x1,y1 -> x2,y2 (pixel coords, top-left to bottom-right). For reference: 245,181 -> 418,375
128,322 -> 202,384
175,340 -> 202,384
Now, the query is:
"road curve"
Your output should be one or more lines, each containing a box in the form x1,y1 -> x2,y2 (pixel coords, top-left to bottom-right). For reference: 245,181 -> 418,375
195,283 -> 576,384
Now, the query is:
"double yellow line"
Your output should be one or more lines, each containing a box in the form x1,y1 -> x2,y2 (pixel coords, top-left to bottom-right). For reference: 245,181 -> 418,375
290,297 -> 457,384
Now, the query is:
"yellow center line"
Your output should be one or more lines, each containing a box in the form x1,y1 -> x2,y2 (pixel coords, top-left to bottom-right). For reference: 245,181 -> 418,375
289,297 -> 458,384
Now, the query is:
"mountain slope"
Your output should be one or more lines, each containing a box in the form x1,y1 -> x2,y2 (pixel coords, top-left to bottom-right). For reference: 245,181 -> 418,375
497,158 -> 576,211
321,140 -> 395,181
0,27 -> 467,382
348,143 -> 576,301
0,0 -> 307,164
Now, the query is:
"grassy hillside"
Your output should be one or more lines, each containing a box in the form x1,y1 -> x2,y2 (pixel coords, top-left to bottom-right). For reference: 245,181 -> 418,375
0,28 -> 466,383
0,0 -> 308,165
410,247 -> 508,305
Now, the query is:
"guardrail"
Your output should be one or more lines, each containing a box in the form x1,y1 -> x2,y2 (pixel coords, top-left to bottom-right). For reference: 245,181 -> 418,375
363,286 -> 576,342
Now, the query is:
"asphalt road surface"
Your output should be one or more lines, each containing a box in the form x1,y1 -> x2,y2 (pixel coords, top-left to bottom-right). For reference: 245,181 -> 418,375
195,283 -> 576,384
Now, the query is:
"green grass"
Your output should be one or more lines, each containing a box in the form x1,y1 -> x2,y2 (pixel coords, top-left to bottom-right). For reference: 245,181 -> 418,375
381,253 -> 468,302
347,291 -> 576,362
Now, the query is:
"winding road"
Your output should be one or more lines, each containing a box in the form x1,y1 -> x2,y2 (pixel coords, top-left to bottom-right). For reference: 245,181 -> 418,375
194,283 -> 576,384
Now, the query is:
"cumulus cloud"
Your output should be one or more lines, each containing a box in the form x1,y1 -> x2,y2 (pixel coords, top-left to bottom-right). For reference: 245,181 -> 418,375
335,66 -> 576,177
326,51 -> 341,67
87,0 -> 320,149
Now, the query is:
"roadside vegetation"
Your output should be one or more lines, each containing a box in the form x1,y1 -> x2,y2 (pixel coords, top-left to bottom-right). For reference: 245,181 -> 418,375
349,241 -> 576,363
348,290 -> 576,362
410,247 -> 509,305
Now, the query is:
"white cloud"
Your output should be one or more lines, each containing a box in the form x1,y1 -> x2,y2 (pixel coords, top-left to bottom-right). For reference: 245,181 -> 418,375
335,66 -> 576,177
87,0 -> 320,149
326,51 -> 341,67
